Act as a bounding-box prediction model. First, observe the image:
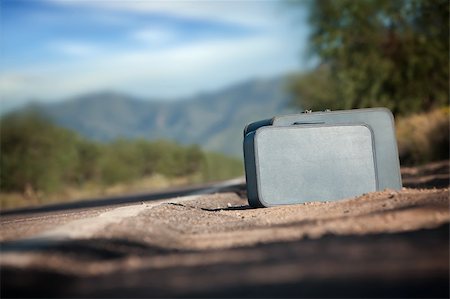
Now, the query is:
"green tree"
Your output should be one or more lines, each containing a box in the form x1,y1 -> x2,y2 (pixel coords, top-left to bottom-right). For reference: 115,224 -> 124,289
200,152 -> 243,181
98,139 -> 143,185
0,111 -> 243,200
290,0 -> 449,115
0,112 -> 79,193
182,145 -> 204,175
75,140 -> 102,183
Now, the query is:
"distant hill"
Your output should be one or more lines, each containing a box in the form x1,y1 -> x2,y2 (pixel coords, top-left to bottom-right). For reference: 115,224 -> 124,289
14,76 -> 297,157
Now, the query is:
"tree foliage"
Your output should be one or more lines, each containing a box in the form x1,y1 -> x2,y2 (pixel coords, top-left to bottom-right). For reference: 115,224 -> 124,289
0,112 -> 80,193
0,112 -> 242,194
290,0 -> 449,115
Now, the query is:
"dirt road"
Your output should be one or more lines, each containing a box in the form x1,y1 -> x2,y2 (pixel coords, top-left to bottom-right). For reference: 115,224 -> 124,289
1,161 -> 449,297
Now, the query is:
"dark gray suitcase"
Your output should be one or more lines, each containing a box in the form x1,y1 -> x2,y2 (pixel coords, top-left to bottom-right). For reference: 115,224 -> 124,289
243,108 -> 402,207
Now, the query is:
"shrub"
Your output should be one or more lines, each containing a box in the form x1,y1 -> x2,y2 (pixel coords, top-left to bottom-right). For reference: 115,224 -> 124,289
396,107 -> 449,165
0,112 -> 80,193
0,112 -> 243,197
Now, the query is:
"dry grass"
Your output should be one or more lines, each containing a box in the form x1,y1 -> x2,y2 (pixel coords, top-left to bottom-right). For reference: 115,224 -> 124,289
396,107 -> 449,166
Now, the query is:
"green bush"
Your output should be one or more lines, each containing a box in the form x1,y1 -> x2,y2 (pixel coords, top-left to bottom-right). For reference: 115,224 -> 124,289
201,152 -> 243,182
1,112 -> 79,193
0,112 -> 243,196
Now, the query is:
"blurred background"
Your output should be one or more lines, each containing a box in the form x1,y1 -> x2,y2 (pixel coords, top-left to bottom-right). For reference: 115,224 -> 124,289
1,0 -> 448,209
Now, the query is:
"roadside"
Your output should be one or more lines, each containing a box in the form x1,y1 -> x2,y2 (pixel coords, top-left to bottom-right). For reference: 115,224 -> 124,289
1,161 -> 449,298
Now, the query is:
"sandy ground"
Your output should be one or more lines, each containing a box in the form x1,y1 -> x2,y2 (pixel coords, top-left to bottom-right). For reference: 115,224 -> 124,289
1,161 -> 449,297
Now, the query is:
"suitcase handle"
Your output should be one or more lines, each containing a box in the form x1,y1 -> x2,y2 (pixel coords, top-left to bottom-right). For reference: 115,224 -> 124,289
292,121 -> 325,125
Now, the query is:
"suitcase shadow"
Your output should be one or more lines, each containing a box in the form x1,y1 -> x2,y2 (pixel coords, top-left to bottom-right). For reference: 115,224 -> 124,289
201,205 -> 254,212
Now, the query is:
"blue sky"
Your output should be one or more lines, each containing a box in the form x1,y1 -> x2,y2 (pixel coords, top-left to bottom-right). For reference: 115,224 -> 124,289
0,0 -> 311,110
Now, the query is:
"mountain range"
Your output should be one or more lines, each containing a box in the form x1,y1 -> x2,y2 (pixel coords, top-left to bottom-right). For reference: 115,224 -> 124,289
12,76 -> 298,157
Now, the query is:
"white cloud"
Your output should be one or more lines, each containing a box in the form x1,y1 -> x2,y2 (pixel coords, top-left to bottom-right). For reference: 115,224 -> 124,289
0,34 -> 299,103
49,40 -> 99,56
131,27 -> 177,45
0,0 -> 309,109
0,74 -> 39,95
47,0 -> 280,29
